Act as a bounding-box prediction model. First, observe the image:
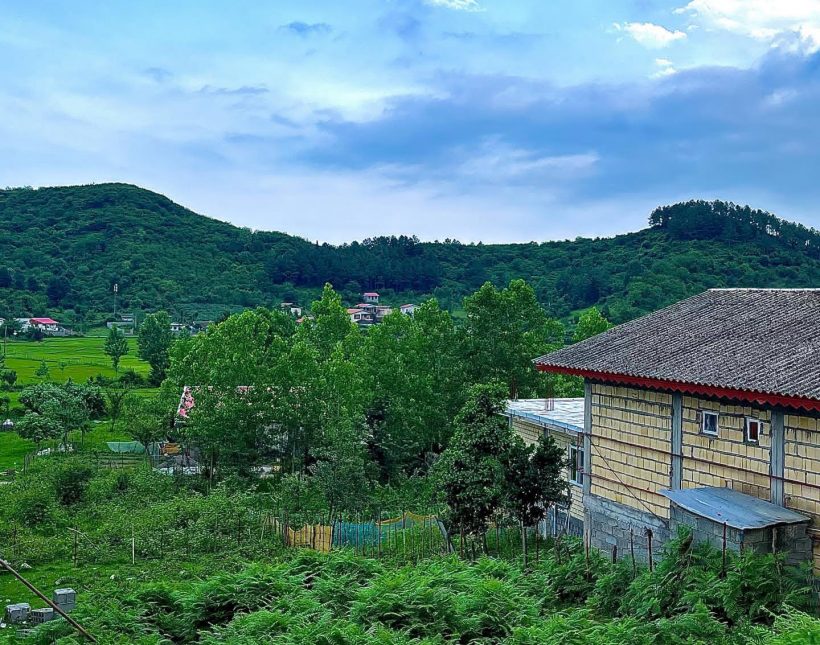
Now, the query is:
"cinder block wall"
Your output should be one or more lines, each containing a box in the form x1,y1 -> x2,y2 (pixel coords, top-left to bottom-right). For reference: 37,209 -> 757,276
670,505 -> 813,568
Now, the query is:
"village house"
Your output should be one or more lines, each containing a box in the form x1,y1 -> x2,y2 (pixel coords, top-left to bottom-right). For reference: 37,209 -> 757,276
533,289 -> 820,575
400,304 -> 416,316
14,317 -> 69,336
362,292 -> 380,304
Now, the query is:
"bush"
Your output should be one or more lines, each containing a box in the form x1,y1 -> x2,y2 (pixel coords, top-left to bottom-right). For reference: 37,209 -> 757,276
53,459 -> 95,505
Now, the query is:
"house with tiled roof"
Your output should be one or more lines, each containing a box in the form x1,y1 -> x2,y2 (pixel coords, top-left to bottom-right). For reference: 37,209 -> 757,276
534,289 -> 820,574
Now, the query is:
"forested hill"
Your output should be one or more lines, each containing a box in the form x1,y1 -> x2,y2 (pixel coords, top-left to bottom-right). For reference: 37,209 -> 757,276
2,183 -> 820,325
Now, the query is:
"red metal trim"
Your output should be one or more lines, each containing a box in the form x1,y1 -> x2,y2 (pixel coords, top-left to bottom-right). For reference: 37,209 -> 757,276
536,365 -> 820,413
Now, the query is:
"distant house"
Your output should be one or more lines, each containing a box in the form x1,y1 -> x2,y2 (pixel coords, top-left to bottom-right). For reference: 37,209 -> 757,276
170,322 -> 188,334
347,308 -> 372,325
30,318 -> 60,332
362,292 -> 380,304
280,303 -> 302,317
534,288 -> 820,573
17,317 -> 70,336
107,314 -> 136,332
400,304 -> 416,316
374,306 -> 392,321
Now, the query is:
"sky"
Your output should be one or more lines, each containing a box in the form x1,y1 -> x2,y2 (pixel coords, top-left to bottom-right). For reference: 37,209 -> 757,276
2,0 -> 820,243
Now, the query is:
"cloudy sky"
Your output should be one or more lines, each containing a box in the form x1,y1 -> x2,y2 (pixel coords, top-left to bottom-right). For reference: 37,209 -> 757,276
2,1 -> 820,242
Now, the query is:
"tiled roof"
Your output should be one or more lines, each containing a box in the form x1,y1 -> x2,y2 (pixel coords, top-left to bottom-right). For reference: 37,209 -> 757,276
535,289 -> 820,401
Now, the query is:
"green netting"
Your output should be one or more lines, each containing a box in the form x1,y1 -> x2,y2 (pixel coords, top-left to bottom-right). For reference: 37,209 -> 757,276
106,441 -> 145,453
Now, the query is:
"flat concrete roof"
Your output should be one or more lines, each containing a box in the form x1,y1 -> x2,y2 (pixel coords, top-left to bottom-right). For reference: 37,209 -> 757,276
504,398 -> 584,434
662,486 -> 810,530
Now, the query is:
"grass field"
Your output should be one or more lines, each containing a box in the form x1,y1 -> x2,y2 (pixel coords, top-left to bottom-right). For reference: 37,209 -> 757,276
0,336 -> 155,473
2,336 -> 148,384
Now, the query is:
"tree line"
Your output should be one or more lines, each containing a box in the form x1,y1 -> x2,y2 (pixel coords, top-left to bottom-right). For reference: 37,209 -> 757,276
3,184 -> 820,329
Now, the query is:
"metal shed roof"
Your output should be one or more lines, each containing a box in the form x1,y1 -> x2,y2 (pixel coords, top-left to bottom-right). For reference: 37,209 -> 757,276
661,487 -> 810,530
504,398 -> 584,434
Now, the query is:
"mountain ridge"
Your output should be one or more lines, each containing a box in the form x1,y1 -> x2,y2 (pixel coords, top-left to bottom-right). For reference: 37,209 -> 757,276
2,183 -> 819,326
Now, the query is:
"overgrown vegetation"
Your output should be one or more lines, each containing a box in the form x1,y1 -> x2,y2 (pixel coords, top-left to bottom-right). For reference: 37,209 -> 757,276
3,520 -> 817,644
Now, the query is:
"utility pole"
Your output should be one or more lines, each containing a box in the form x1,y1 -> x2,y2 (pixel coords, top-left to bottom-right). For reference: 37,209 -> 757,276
113,283 -> 118,320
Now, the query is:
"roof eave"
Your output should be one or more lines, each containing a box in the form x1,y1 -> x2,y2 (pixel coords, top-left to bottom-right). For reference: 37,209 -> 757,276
535,363 -> 820,412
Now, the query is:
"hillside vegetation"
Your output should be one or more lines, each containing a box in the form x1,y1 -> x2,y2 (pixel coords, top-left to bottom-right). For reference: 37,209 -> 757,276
2,183 -> 820,325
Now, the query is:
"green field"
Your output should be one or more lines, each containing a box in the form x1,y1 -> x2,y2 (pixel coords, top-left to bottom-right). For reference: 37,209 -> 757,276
0,336 -> 155,473
2,336 -> 148,384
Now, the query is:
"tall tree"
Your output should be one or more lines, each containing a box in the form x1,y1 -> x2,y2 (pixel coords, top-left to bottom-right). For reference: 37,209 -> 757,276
438,382 -> 513,549
462,279 -> 564,399
572,306 -> 612,343
104,326 -> 129,373
137,311 -> 173,384
122,396 -> 165,456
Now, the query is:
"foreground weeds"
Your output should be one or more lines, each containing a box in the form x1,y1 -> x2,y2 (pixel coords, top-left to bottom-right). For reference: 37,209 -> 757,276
11,533 -> 819,644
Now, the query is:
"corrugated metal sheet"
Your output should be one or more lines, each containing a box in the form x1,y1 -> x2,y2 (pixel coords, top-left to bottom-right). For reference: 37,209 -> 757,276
661,486 -> 810,530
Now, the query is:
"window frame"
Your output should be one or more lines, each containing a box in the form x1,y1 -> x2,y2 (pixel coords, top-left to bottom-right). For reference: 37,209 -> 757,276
745,417 -> 761,444
701,410 -> 719,437
568,444 -> 584,486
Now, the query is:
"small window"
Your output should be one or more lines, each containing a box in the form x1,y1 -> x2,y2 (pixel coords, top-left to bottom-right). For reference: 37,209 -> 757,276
745,418 -> 761,444
701,411 -> 719,436
569,445 -> 584,485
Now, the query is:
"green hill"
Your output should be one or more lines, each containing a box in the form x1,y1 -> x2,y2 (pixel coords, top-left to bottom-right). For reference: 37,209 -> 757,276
1,183 -> 819,325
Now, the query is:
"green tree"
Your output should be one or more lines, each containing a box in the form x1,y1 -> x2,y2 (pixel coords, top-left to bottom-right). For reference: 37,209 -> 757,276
15,411 -> 61,449
105,384 -> 133,432
437,382 -> 513,550
573,306 -> 613,343
35,360 -> 50,381
138,311 -> 173,384
122,396 -> 165,456
358,300 -> 465,478
503,434 -> 569,566
462,279 -> 564,399
104,325 -> 129,373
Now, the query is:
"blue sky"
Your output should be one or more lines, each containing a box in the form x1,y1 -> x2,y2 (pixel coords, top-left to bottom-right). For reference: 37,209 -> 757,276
2,1 -> 820,242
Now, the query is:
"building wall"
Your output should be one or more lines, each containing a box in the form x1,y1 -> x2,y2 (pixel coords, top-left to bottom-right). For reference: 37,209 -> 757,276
589,384 -> 673,520
681,398 -> 772,499
509,416 -> 584,526
784,412 -> 820,574
670,504 -> 813,568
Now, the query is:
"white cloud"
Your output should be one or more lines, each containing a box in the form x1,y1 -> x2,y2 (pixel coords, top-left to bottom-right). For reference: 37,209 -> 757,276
678,0 -> 820,52
454,139 -> 599,185
615,22 -> 687,48
425,0 -> 482,11
653,58 -> 677,77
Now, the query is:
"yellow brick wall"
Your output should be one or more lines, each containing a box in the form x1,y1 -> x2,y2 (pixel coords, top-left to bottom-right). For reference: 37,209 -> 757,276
510,417 -> 584,523
681,398 -> 772,499
784,413 -> 820,575
590,384 -> 672,519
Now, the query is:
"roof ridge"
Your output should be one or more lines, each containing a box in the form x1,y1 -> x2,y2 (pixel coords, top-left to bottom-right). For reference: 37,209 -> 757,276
708,288 -> 820,291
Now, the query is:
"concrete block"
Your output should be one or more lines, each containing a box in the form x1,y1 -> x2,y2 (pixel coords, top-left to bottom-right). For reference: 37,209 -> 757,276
53,588 -> 76,613
30,607 -> 55,624
5,603 -> 31,624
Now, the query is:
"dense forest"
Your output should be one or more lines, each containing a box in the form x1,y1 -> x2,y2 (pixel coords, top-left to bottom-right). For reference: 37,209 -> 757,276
2,183 -> 820,326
